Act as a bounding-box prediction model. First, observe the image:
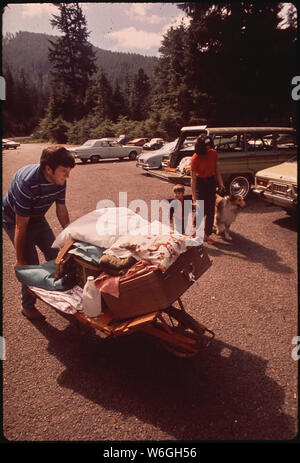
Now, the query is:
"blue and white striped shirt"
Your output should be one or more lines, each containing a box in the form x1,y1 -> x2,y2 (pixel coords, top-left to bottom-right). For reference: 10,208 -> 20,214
3,164 -> 66,223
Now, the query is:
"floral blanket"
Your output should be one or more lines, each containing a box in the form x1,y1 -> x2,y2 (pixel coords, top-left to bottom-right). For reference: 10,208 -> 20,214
104,233 -> 195,272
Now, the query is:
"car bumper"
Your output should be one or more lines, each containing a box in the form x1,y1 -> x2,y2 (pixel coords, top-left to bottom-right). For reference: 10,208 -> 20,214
253,188 -> 297,209
136,161 -> 160,170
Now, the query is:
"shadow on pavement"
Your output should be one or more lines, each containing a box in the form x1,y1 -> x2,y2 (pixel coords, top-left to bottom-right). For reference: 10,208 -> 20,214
31,315 -> 296,441
207,231 -> 294,275
273,214 -> 298,232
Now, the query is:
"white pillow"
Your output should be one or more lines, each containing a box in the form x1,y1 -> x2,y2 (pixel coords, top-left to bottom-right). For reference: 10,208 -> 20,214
52,207 -> 150,249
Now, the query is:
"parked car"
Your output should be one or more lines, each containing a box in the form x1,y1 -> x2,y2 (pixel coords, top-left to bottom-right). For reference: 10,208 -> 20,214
145,125 -> 297,197
253,156 -> 297,213
143,138 -> 165,150
116,134 -> 133,145
127,138 -> 150,146
2,138 -> 20,149
136,139 -> 178,170
72,139 -> 143,163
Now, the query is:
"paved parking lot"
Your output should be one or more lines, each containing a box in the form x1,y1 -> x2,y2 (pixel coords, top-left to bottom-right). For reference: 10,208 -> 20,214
2,144 -> 298,442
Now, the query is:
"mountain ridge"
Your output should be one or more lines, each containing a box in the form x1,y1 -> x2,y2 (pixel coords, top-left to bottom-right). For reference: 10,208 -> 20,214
2,30 -> 158,90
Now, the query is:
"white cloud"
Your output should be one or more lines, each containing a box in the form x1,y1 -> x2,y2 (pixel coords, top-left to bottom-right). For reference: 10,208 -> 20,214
22,3 -> 89,18
126,3 -> 164,25
22,3 -> 57,18
105,26 -> 162,52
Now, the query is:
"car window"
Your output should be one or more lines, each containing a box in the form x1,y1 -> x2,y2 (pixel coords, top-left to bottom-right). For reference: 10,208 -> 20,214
275,133 -> 297,150
155,140 -> 178,155
246,132 -> 276,151
214,134 -> 245,152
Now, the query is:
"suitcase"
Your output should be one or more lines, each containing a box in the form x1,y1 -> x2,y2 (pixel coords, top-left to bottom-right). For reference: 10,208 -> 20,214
102,245 -> 212,320
55,240 -> 212,321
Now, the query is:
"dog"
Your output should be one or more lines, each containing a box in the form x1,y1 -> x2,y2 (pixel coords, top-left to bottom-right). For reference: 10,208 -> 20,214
214,194 -> 246,240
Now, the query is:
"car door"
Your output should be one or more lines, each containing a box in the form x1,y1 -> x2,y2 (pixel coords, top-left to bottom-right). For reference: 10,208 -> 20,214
213,131 -> 248,180
108,141 -> 124,158
95,141 -> 110,158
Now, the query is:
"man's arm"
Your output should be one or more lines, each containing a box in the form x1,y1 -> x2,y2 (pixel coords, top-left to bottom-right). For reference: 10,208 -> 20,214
15,214 -> 30,266
56,202 -> 70,229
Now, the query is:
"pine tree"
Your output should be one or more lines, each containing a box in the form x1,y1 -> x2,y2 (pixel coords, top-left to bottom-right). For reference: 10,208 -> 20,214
86,68 -> 114,122
112,81 -> 127,122
47,3 -> 96,122
129,68 -> 151,121
152,2 -> 297,126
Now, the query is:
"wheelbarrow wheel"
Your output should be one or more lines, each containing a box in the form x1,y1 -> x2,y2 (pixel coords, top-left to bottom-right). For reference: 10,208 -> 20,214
155,306 -> 206,358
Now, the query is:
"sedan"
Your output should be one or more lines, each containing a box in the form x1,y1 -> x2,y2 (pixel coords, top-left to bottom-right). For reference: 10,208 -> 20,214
72,139 -> 143,163
143,138 -> 165,150
136,139 -> 178,170
253,156 -> 297,213
2,139 -> 20,149
127,138 -> 150,146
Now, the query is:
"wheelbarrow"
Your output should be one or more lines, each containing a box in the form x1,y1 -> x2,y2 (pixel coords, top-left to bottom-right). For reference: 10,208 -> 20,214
30,244 -> 215,358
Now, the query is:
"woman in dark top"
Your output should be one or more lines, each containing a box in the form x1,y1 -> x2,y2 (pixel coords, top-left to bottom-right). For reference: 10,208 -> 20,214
191,135 -> 225,243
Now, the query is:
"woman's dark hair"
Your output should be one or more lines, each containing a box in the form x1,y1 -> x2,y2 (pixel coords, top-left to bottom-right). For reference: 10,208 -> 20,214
195,135 -> 214,155
40,146 -> 75,171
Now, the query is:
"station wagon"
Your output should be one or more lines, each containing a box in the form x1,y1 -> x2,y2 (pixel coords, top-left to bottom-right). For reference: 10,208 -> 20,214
145,126 -> 297,197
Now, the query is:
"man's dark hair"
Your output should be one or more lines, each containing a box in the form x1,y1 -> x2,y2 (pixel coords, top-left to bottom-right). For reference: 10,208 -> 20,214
40,146 -> 75,171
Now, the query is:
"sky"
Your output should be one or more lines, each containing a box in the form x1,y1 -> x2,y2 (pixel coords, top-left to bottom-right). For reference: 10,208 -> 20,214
2,2 -> 191,57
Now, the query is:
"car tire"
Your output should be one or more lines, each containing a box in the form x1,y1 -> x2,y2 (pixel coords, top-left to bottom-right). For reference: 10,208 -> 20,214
80,159 -> 88,164
226,174 -> 252,198
129,151 -> 137,160
90,155 -> 100,163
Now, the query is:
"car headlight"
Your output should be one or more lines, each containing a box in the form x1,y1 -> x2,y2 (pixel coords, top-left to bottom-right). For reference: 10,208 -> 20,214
256,177 -> 269,187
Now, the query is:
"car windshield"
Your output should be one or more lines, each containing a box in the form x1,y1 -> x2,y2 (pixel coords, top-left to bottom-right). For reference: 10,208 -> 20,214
153,139 -> 178,155
82,140 -> 93,147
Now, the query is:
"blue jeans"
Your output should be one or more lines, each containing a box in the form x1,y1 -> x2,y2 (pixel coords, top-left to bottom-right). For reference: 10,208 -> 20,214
3,216 -> 59,309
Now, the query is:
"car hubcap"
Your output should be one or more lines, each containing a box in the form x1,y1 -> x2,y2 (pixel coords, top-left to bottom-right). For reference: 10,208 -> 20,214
230,177 -> 249,197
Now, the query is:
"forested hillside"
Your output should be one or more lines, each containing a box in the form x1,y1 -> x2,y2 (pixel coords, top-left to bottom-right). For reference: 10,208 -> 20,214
3,31 -> 157,92
2,30 -> 157,137
2,3 -> 297,142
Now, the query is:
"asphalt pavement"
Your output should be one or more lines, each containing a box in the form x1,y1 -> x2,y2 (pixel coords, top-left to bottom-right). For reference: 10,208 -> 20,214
2,144 -> 298,443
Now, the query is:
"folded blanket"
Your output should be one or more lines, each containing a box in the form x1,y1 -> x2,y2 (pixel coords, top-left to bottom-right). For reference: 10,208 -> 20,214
68,241 -> 106,265
15,259 -> 76,291
28,285 -> 83,314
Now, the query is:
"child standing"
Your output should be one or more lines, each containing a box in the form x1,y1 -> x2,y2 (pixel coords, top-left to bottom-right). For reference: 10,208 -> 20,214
169,184 -> 186,234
